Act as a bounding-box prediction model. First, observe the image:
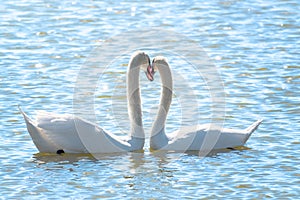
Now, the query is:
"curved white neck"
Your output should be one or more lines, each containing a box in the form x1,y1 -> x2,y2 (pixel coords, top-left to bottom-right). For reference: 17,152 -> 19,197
150,63 -> 173,145
127,63 -> 145,140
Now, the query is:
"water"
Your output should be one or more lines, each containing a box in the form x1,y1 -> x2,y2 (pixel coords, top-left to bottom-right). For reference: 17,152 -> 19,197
1,0 -> 300,199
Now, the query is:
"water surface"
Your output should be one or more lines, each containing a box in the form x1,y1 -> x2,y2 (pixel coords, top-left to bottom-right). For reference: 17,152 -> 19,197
1,0 -> 299,199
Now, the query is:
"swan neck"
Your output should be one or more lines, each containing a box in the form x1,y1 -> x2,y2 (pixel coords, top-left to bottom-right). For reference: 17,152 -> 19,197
151,64 -> 173,138
127,63 -> 145,140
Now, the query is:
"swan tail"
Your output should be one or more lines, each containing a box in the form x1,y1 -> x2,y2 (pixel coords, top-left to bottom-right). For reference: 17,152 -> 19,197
19,106 -> 59,152
246,119 -> 263,134
19,106 -> 34,125
242,119 -> 263,144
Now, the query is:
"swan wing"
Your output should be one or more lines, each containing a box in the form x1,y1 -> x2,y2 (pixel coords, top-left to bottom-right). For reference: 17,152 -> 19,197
20,109 -> 63,152
21,110 -> 89,153
167,120 -> 262,151
20,108 -> 132,153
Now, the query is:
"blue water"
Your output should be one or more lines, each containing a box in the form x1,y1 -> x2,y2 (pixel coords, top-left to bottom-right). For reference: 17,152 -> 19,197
1,0 -> 300,199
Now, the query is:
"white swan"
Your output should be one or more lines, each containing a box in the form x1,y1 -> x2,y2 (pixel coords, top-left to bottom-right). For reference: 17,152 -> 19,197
148,56 -> 263,152
20,51 -> 152,154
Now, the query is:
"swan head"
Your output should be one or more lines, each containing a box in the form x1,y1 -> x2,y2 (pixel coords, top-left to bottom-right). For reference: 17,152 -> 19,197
130,51 -> 153,81
149,56 -> 169,81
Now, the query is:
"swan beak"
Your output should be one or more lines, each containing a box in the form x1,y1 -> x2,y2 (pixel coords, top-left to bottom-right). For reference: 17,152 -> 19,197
146,65 -> 155,81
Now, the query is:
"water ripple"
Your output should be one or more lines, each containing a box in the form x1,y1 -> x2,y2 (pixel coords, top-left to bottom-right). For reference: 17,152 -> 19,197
1,0 -> 300,199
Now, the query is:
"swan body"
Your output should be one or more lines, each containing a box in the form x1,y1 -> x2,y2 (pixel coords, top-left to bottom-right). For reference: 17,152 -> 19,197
149,56 -> 263,151
20,51 -> 151,153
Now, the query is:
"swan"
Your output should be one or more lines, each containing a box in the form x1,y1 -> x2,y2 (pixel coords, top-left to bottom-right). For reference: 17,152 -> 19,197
20,51 -> 152,154
148,56 -> 263,152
